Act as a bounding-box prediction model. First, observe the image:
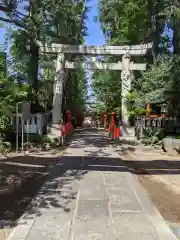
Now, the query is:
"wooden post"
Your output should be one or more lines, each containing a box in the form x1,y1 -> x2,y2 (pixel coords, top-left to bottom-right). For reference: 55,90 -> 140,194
146,102 -> 151,117
113,125 -> 116,140
67,110 -> 71,133
111,112 -> 115,128
104,112 -> 107,128
116,127 -> 120,139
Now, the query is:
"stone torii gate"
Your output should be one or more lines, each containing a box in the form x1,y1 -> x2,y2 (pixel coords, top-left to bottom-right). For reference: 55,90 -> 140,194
38,42 -> 152,138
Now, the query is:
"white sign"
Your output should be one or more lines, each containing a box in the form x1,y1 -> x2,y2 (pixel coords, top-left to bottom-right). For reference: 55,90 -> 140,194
22,102 -> 31,120
55,81 -> 62,93
24,124 -> 37,134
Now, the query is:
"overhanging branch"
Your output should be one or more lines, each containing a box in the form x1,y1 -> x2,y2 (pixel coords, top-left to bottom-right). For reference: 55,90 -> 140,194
0,16 -> 12,23
0,16 -> 25,28
0,5 -> 11,12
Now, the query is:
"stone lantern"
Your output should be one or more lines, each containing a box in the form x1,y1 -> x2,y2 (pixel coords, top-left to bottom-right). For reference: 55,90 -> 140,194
160,103 -> 168,118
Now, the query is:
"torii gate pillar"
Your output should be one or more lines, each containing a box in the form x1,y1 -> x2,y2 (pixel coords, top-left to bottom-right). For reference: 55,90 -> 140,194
120,53 -> 135,139
51,52 -> 65,137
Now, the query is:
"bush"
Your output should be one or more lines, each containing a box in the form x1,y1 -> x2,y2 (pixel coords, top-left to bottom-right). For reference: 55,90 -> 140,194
24,134 -> 58,151
142,127 -> 164,146
0,140 -> 11,154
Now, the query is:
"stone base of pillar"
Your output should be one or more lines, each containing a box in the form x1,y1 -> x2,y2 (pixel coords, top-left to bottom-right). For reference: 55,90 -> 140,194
120,126 -> 137,145
119,136 -> 137,145
47,124 -> 61,140
120,125 -> 135,136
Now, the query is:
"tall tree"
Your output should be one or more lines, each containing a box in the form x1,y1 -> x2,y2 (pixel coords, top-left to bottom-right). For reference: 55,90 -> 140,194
0,0 -> 88,117
92,0 -> 172,118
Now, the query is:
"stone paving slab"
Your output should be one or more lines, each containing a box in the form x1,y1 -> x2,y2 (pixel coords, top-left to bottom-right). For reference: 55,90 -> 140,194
76,199 -> 109,220
26,211 -> 73,240
79,172 -> 107,200
7,128 -> 178,240
107,186 -> 142,212
111,212 -> 159,239
70,218 -> 116,240
115,229 -> 158,239
112,211 -> 156,230
104,172 -> 129,186
26,170 -> 80,214
79,184 -> 107,200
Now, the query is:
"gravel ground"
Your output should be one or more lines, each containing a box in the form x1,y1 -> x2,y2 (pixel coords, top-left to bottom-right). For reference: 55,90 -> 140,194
120,150 -> 180,239
0,148 -> 68,240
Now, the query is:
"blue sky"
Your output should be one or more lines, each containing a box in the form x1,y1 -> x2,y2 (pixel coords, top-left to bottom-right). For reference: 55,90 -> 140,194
0,26 -> 6,45
84,0 -> 105,101
0,10 -> 8,45
84,0 -> 104,45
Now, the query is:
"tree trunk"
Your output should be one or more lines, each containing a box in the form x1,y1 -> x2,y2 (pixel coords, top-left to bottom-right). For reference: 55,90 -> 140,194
147,0 -> 155,64
28,0 -> 41,112
28,39 -> 40,112
173,20 -> 180,54
147,0 -> 163,64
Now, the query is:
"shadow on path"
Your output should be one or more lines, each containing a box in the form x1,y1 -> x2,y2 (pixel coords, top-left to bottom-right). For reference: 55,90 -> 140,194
2,127 -> 180,231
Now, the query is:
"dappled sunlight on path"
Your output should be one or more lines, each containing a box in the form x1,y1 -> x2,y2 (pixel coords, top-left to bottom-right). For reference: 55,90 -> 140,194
7,128 -> 177,240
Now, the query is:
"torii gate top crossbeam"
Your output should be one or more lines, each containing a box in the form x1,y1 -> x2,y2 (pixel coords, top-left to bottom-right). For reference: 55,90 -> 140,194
38,42 -> 152,56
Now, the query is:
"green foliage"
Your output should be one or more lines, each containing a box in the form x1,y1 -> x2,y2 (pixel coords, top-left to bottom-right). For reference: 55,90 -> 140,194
93,0 -> 151,116
134,55 -> 180,116
142,127 -> 164,146
99,0 -> 149,44
92,0 -> 175,122
93,0 -> 180,122
91,0 -> 180,149
92,70 -> 121,115
38,69 -> 54,111
24,134 -> 60,150
131,59 -> 171,111
1,0 -> 88,112
0,116 -> 11,131
126,91 -> 146,117
0,0 -> 88,152
0,141 -> 11,154
164,55 -> 180,114
66,66 -> 88,117
0,50 -> 6,76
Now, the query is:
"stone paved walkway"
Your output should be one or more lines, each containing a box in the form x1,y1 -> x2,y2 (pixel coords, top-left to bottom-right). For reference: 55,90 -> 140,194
7,128 -> 177,239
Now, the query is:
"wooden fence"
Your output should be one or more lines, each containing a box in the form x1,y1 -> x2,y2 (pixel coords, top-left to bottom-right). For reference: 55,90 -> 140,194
10,112 -> 51,135
135,116 -> 180,139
